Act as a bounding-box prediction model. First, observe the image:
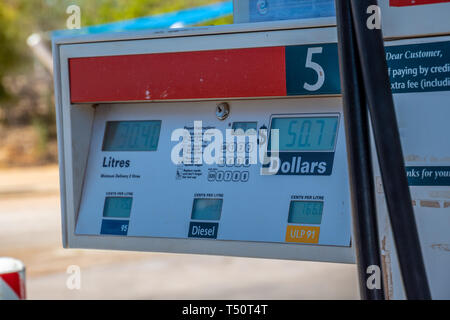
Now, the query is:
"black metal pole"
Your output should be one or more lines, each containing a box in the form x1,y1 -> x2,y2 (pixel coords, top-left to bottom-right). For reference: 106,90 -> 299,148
349,0 -> 431,299
335,0 -> 385,300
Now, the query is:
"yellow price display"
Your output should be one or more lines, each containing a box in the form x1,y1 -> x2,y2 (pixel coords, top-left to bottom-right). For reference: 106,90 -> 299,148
285,225 -> 320,244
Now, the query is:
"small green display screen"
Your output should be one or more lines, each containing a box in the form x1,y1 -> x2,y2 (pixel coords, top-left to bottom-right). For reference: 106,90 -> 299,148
288,201 -> 323,225
232,122 -> 257,134
103,197 -> 133,218
191,199 -> 223,221
270,116 -> 338,151
102,120 -> 161,151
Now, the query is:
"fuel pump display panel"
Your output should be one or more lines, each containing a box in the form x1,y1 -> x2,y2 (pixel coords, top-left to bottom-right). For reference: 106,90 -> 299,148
75,99 -> 352,254
55,24 -> 354,262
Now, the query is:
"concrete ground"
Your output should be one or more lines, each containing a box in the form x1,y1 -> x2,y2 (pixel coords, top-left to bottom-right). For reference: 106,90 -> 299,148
0,165 -> 359,299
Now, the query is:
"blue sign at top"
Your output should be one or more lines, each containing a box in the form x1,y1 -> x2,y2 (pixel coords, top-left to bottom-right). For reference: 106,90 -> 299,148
53,1 -> 233,38
249,0 -> 335,23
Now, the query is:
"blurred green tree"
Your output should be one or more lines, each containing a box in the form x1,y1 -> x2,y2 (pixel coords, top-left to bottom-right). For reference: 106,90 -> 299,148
0,4 -> 20,100
0,0 -> 231,101
0,0 -> 232,100
0,0 -> 232,165
0,1 -> 231,165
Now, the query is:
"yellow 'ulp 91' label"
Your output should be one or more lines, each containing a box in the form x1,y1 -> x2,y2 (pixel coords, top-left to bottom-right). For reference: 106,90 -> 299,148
285,225 -> 320,244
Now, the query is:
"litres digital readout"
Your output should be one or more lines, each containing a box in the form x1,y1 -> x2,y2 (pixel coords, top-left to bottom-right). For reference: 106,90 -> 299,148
270,116 -> 338,151
288,201 -> 323,225
102,120 -> 161,151
103,197 -> 133,218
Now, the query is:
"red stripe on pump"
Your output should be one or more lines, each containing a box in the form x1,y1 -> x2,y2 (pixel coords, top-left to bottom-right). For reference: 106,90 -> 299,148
69,47 -> 287,103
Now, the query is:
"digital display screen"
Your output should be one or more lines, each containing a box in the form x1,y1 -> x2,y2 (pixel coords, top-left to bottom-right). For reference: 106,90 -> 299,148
288,201 -> 323,225
270,116 -> 338,151
191,199 -> 223,221
232,122 -> 257,134
102,120 -> 161,151
103,197 -> 133,218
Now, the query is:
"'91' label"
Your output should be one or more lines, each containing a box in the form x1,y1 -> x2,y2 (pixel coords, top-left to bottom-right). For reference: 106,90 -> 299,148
285,225 -> 320,244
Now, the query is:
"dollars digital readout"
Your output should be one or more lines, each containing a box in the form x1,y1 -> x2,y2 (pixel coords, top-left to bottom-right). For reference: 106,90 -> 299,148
270,116 -> 338,152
